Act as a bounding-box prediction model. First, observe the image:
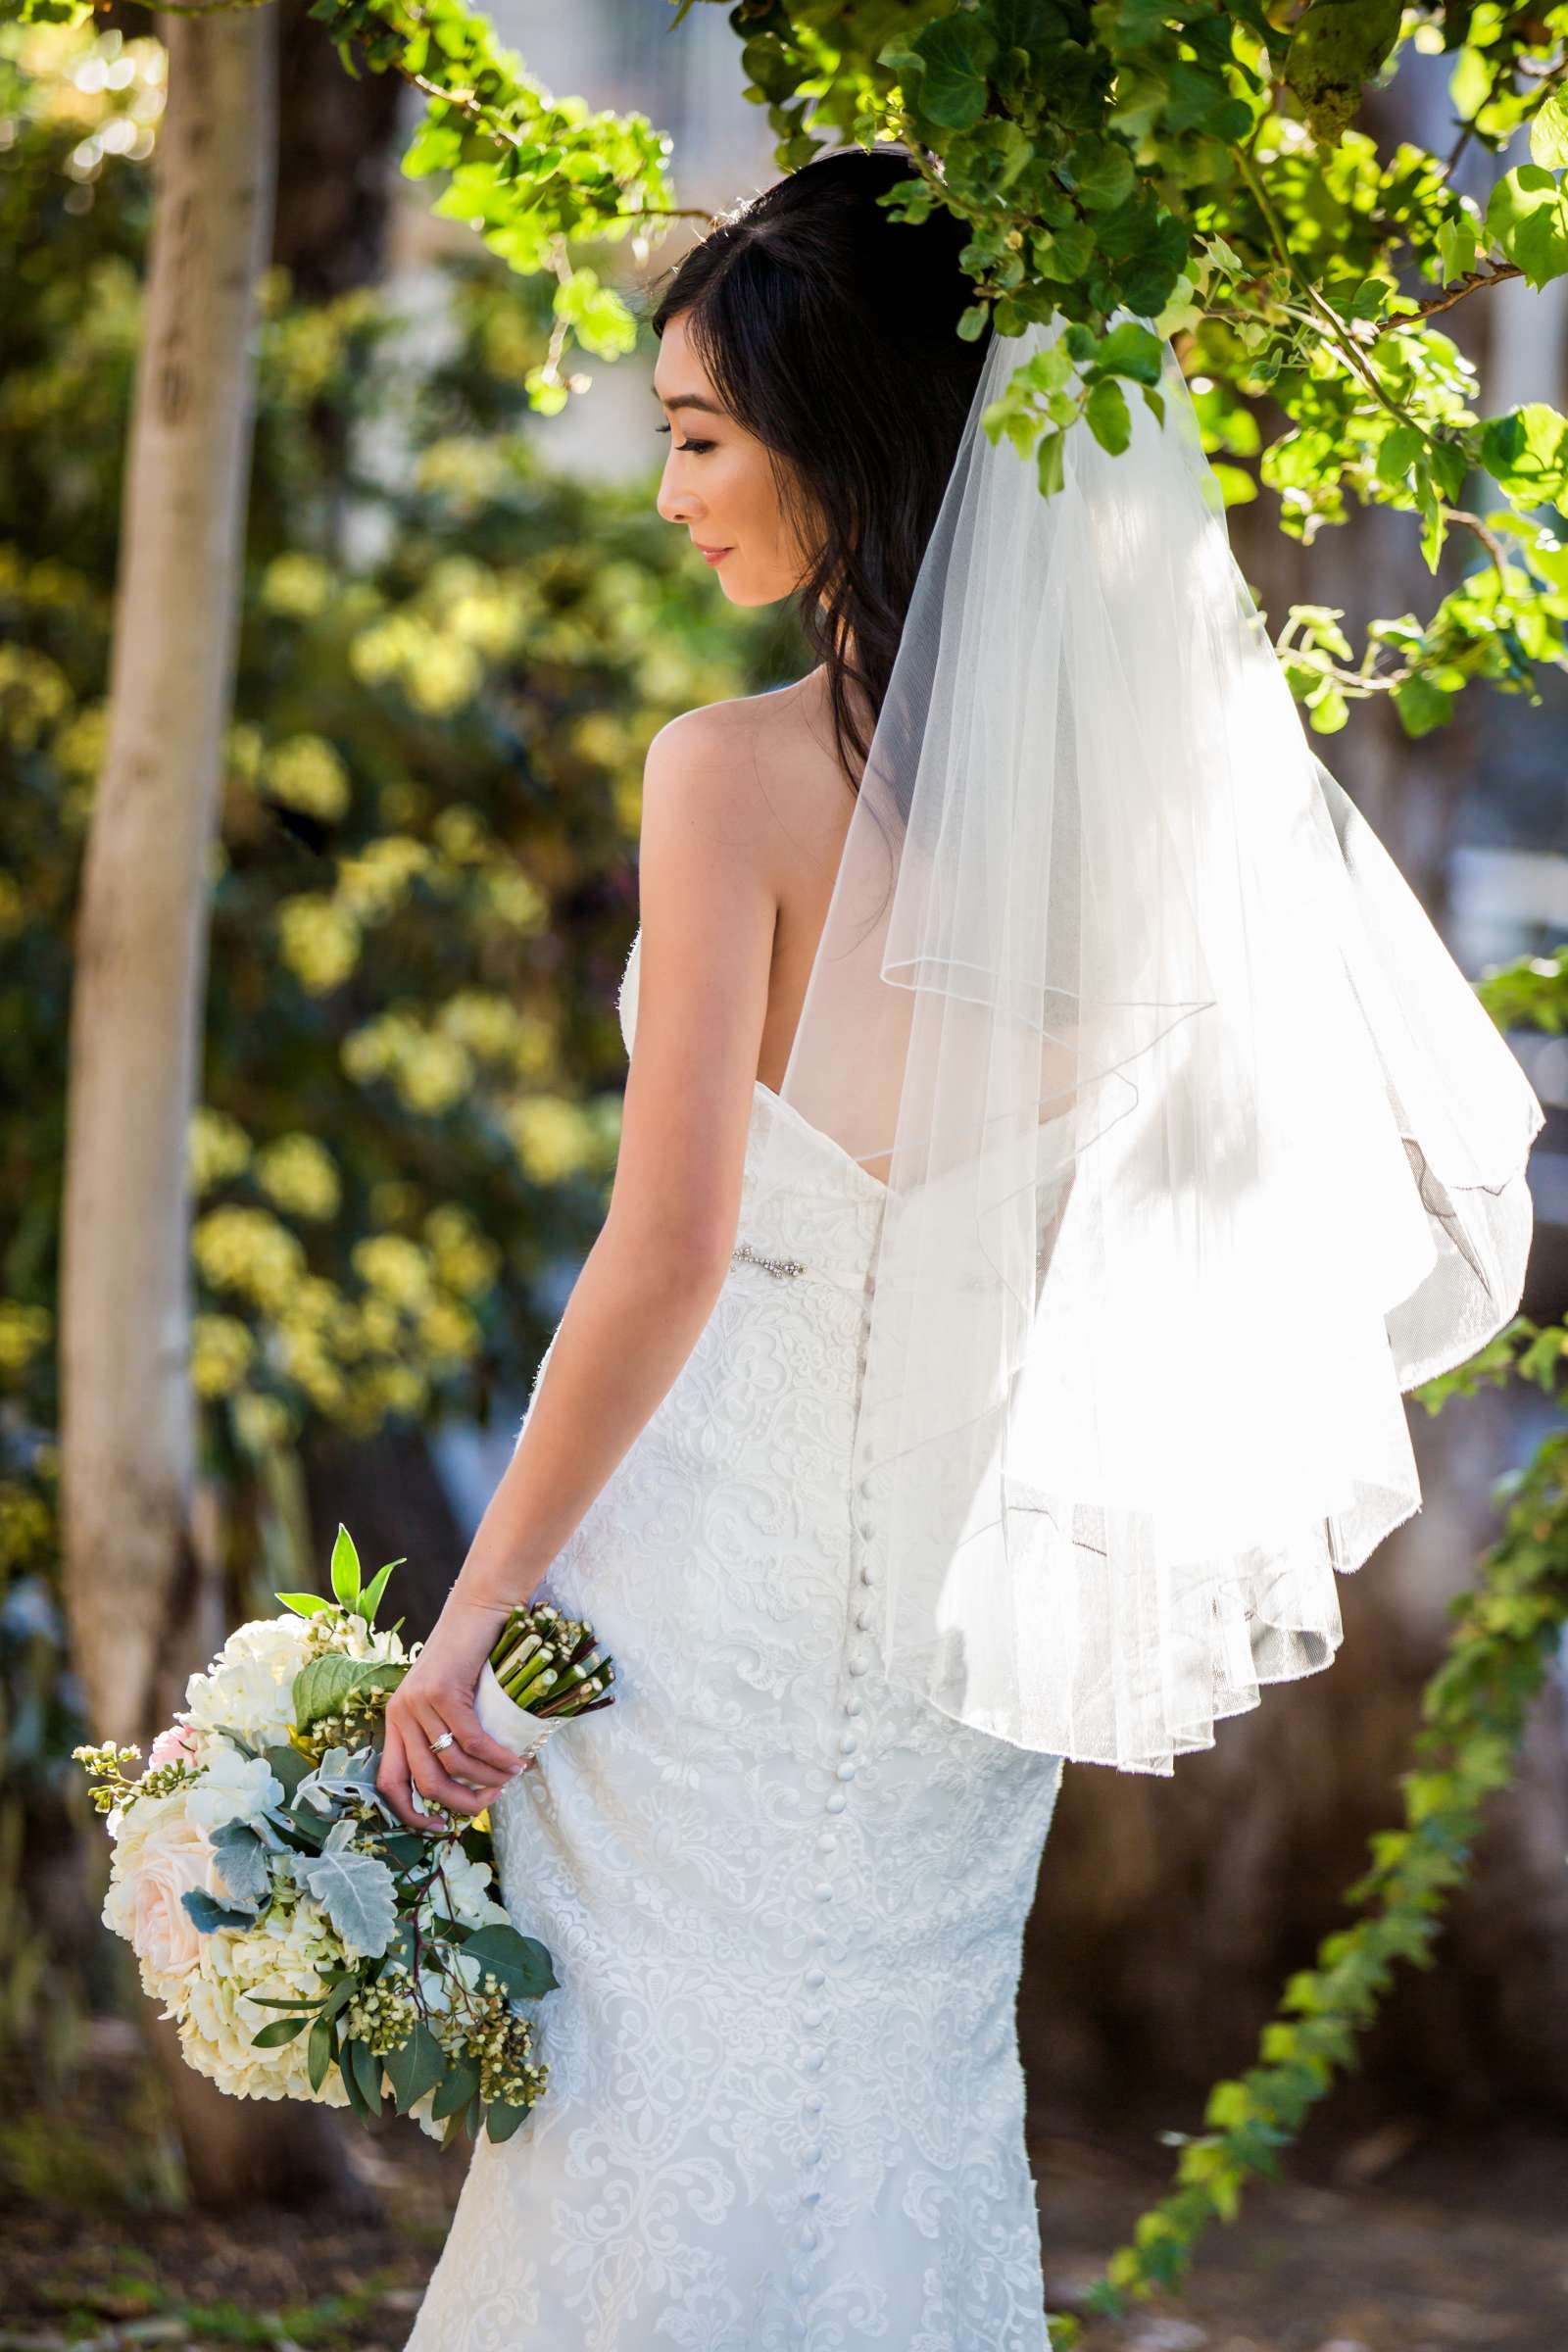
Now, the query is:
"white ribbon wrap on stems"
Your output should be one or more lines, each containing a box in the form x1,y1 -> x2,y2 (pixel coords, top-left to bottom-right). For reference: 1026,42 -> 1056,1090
474,1658 -> 562,1762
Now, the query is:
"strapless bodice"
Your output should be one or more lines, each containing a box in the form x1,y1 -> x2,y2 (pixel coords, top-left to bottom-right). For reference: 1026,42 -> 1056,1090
616,927 -> 888,1293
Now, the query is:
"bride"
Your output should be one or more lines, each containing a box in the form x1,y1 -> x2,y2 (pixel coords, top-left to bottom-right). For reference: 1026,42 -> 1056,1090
385,146 -> 1543,2348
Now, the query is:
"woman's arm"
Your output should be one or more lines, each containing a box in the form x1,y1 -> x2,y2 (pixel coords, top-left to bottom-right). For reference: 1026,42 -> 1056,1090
378,704 -> 784,1830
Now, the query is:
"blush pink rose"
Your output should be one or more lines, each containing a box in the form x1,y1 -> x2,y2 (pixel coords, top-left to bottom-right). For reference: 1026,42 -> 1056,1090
124,1815 -> 221,1980
147,1723 -> 199,1772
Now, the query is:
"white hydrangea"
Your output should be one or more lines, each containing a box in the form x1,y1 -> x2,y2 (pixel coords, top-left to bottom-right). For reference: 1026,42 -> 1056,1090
182,1747 -> 282,1835
418,1946 -> 485,2017
424,1844 -> 510,1934
170,1888 -> 352,2106
183,1612 -> 318,1748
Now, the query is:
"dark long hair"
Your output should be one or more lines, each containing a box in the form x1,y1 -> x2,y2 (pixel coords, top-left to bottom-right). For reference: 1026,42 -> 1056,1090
645,145 -> 990,792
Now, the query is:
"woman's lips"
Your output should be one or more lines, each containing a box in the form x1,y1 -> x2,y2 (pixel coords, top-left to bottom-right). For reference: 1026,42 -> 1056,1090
696,545 -> 732,565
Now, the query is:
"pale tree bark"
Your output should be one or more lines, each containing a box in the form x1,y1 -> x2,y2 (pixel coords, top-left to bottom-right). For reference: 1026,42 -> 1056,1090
58,4 -> 367,2207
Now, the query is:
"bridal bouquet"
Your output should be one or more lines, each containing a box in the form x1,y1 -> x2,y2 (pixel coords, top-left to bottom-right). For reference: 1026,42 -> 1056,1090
75,1525 -> 614,2148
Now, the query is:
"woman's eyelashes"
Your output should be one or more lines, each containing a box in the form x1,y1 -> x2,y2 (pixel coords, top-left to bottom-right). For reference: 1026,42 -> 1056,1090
654,424 -> 714,453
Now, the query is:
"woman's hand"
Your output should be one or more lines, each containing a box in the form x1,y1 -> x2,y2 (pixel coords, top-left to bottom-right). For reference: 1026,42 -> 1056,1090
378,1592 -> 534,1834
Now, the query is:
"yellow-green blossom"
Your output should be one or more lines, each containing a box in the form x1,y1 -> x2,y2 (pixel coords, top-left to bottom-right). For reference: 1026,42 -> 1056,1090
261,734 -> 351,823
191,1313 -> 255,1399
188,1107 -> 252,1194
255,1134 -> 340,1223
278,895 -> 361,994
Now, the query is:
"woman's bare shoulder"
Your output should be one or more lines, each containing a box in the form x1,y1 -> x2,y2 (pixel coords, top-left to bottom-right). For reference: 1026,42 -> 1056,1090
649,668 -> 827,763
644,669 -> 846,872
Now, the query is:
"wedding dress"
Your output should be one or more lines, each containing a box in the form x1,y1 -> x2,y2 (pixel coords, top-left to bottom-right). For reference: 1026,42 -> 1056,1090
406,925 -> 1069,2352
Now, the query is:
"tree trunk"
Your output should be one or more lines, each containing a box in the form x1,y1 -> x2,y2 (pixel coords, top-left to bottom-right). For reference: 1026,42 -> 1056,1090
273,0 -> 408,302
55,2 -> 364,2208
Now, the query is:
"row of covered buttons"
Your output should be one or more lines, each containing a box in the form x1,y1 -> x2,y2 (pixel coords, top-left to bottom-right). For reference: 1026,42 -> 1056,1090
788,1302 -> 879,2338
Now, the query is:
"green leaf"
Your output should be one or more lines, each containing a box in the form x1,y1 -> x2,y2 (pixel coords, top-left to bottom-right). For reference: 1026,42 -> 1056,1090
1036,429 -> 1066,498
484,2098 -> 530,2143
330,1523 -> 363,1608
1428,439 -> 1470,504
1479,404 -> 1568,505
250,2015 -> 309,2048
459,1922 -> 560,2000
1485,168 -> 1568,291
1085,377 -> 1132,457
308,2014 -> 334,2094
1437,217 -> 1478,286
292,1651 -> 404,1735
1070,137 -> 1136,213
1306,681 -> 1348,733
264,1743 -> 312,1801
380,1830 -> 429,1870
348,2034 -> 383,2115
1090,320 -> 1162,387
385,2021 -> 447,2115
210,1821 -> 271,1909
1376,423 -> 1423,487
275,1592 -> 331,1618
357,1558 -> 403,1626
338,2041 -> 374,2123
899,15 -> 997,132
1530,88 -> 1568,173
1394,673 -> 1454,736
1030,219 -> 1095,284
180,1888 -> 255,1934
431,2058 -> 481,2121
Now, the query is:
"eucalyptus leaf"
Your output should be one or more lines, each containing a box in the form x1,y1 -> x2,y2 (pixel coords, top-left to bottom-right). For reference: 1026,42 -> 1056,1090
250,2015 -> 309,2048
431,2057 -> 481,2121
180,1887 -> 256,1934
484,2098 -> 529,2144
338,2040 -> 374,2123
308,2014 -> 334,2094
348,2034 -> 382,2113
264,1743 -> 312,1801
385,2020 -> 446,2114
460,1923 -> 560,2000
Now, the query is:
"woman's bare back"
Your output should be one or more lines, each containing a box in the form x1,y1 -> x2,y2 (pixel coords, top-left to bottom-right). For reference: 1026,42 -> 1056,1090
714,662 -> 864,1096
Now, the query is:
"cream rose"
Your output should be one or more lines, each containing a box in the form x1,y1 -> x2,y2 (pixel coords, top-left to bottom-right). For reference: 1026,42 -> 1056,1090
105,1809 -> 224,1983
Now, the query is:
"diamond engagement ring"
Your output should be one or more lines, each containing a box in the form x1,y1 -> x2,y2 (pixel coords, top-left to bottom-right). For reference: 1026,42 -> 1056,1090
428,1731 -> 457,1754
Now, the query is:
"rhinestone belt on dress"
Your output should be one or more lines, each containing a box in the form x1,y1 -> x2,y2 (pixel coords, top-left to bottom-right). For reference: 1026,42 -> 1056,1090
731,1238 -> 807,1280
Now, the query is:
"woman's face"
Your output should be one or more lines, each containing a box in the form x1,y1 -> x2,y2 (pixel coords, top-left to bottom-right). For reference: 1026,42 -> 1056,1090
654,312 -> 813,607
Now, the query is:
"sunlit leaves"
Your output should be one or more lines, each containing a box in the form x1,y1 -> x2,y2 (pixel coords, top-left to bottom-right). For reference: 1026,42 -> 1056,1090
1485,164 -> 1568,289
1478,404 -> 1568,507
1084,375 -> 1131,455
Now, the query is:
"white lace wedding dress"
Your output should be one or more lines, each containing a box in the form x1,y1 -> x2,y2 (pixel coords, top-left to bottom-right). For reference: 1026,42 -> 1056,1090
406,930 -> 1068,2352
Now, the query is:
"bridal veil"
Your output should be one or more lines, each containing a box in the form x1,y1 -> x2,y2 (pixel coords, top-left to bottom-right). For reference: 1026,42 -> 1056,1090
748,311 -> 1545,1776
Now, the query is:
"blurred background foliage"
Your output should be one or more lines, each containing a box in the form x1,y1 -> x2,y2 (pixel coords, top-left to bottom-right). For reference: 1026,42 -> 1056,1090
0,18 -> 803,2107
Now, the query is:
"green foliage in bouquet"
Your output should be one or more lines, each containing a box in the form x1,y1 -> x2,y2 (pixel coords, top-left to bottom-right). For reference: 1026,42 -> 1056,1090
74,1526 -> 618,2148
